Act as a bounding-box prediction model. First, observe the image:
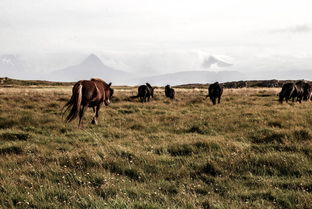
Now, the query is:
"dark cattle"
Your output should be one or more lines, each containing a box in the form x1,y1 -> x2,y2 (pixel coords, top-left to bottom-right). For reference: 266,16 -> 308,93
301,82 -> 312,101
294,81 -> 304,103
278,83 -> 295,103
207,82 -> 223,105
131,83 -> 155,102
165,85 -> 175,99
63,78 -> 113,127
278,82 -> 304,103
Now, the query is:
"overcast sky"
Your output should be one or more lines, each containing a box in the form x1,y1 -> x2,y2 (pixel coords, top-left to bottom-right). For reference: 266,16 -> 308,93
0,0 -> 312,74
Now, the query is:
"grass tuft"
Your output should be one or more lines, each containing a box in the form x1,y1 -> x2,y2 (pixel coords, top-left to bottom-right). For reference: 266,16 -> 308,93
168,144 -> 194,156
293,129 -> 311,141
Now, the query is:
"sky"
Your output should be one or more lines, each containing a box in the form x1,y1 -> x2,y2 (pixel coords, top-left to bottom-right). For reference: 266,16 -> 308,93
0,0 -> 312,75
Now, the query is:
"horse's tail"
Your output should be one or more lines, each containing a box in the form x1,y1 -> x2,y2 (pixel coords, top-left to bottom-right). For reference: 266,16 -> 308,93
63,83 -> 83,123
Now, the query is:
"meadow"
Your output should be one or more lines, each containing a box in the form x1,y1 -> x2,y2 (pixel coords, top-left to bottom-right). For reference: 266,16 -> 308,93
0,85 -> 311,209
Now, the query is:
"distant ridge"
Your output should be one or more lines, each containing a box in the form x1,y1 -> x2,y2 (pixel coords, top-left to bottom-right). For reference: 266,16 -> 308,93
132,70 -> 245,86
1,77 -> 310,88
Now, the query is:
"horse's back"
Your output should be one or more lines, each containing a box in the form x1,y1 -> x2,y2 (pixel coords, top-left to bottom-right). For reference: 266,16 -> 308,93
73,80 -> 102,103
209,82 -> 223,97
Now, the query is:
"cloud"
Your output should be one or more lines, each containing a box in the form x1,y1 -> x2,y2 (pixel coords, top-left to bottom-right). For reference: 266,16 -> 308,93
272,24 -> 312,33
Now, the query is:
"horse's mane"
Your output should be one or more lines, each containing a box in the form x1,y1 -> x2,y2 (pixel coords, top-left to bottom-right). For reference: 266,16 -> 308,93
90,78 -> 112,87
146,83 -> 152,88
91,78 -> 105,82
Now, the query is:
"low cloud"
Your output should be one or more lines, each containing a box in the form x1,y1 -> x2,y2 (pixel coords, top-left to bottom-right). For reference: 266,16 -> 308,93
272,24 -> 312,33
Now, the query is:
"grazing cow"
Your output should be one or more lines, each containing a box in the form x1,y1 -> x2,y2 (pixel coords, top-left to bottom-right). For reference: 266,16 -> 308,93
294,81 -> 304,103
165,85 -> 175,99
278,82 -> 305,103
207,82 -> 223,105
278,83 -> 295,103
301,82 -> 312,101
131,83 -> 155,102
63,78 -> 114,127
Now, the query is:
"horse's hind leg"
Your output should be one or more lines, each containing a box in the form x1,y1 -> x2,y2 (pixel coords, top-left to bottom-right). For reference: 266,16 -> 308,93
92,104 -> 101,125
218,96 -> 221,104
91,106 -> 97,125
78,105 -> 86,128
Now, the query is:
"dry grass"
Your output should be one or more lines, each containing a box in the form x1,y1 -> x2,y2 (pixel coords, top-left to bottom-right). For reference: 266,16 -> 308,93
0,86 -> 311,209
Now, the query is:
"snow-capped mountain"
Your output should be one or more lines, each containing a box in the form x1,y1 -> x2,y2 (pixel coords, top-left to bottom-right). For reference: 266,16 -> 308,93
201,55 -> 233,68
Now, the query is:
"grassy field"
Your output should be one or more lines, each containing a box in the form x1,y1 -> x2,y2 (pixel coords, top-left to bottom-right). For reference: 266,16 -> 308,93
0,86 -> 311,209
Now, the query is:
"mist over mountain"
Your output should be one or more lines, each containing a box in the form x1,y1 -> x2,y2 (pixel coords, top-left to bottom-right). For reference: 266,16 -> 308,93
0,55 -> 26,79
1,52 -> 312,86
132,71 -> 245,86
201,56 -> 233,68
50,54 -> 133,84
47,53 -> 244,85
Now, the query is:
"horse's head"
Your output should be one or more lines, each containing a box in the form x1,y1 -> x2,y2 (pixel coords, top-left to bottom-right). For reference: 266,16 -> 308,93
146,83 -> 155,98
104,82 -> 113,106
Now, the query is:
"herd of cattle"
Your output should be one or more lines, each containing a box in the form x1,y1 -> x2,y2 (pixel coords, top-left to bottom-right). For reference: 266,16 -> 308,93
63,78 -> 310,127
132,80 -> 312,105
278,80 -> 312,103
131,82 -> 223,105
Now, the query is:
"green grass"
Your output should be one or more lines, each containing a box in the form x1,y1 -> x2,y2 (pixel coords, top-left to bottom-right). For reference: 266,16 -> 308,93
0,87 -> 311,208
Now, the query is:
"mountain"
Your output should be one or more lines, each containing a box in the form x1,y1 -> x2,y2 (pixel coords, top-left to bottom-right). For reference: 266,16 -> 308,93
131,70 -> 245,86
201,56 -> 232,68
50,54 -> 132,84
0,54 -> 25,78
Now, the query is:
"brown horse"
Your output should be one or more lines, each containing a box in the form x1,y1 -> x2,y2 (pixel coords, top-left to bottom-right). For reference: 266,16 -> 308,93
63,78 -> 113,127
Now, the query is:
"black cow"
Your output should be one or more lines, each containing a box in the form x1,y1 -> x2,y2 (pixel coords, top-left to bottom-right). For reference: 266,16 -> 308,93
207,82 -> 223,105
278,82 -> 304,103
165,85 -> 175,99
301,82 -> 312,101
294,81 -> 304,103
278,83 -> 295,103
131,83 -> 155,102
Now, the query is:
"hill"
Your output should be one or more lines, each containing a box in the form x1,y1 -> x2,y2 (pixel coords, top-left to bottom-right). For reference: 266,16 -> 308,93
133,70 -> 245,86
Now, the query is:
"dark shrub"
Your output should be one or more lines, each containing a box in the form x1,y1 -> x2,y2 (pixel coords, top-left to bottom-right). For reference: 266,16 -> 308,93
168,144 -> 193,156
0,146 -> 23,155
0,132 -> 30,141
